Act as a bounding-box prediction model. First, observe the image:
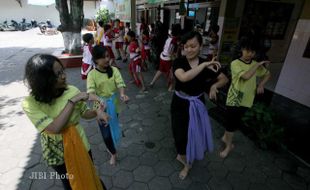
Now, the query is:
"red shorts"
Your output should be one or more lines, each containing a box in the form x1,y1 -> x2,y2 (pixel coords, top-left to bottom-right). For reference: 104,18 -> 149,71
105,46 -> 115,59
129,58 -> 142,73
81,63 -> 92,80
159,59 -> 172,74
115,42 -> 123,49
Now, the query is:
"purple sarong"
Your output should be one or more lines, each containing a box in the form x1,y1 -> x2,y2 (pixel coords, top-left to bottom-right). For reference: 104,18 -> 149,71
175,91 -> 214,164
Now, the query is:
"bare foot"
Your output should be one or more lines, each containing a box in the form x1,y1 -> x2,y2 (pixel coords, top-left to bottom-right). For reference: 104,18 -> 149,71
176,155 -> 186,166
109,154 -> 116,165
219,144 -> 234,158
179,166 -> 190,180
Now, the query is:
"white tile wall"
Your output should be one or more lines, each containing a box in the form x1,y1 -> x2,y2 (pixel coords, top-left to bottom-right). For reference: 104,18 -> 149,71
275,19 -> 310,107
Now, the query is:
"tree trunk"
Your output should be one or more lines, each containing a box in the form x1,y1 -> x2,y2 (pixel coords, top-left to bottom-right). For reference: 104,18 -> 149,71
62,32 -> 82,55
55,0 -> 84,55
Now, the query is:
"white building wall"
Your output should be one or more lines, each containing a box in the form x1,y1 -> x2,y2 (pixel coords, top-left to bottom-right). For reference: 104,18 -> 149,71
0,0 -> 99,26
275,18 -> 310,107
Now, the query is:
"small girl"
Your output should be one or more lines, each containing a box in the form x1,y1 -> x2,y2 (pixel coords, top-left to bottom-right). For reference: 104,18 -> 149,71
124,22 -> 131,55
149,24 -> 181,91
220,37 -> 271,158
113,19 -> 127,62
103,24 -> 120,69
81,33 -> 94,80
127,30 -> 147,92
87,45 -> 129,165
96,20 -> 104,46
141,29 -> 151,71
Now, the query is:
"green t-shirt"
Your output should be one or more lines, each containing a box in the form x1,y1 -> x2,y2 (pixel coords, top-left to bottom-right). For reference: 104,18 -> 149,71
87,67 -> 126,113
22,85 -> 90,166
226,59 -> 269,108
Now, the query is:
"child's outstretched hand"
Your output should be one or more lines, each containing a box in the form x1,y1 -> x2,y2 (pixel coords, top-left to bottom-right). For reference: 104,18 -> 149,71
258,60 -> 271,67
96,104 -> 110,127
257,84 -> 265,94
120,94 -> 129,103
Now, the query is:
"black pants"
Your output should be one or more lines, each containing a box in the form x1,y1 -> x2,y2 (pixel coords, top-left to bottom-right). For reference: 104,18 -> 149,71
225,106 -> 249,132
52,150 -> 106,190
98,122 -> 116,154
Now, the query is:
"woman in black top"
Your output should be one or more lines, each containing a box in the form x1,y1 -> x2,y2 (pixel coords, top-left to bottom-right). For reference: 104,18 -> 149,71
171,31 -> 228,180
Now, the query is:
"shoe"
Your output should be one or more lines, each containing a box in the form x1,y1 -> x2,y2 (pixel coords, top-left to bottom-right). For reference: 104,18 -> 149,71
116,57 -> 122,60
122,58 -> 127,63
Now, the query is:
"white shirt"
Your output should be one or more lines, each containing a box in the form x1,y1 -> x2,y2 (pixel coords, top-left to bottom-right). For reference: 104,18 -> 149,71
82,45 -> 93,65
103,34 -> 112,47
160,36 -> 176,61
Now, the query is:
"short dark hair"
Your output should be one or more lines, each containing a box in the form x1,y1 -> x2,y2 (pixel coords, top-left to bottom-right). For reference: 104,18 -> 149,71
98,21 -> 104,27
181,31 -> 203,45
127,30 -> 136,38
82,33 -> 93,43
210,24 -> 220,33
24,54 -> 65,103
92,45 -> 113,78
114,19 -> 120,23
104,24 -> 111,31
239,36 -> 258,51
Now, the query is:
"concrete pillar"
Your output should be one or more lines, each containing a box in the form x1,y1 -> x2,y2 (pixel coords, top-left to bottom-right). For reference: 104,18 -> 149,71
131,0 -> 136,32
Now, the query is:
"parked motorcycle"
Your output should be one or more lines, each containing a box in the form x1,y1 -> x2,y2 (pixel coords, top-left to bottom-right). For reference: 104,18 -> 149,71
38,20 -> 58,35
11,20 -> 20,30
19,18 -> 32,31
0,20 -> 19,31
31,19 -> 37,28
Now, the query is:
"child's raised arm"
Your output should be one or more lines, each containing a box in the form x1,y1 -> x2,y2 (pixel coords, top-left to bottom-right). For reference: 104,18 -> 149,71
240,60 -> 270,80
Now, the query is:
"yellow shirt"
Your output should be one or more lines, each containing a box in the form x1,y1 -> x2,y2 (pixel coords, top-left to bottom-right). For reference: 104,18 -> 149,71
87,67 -> 126,113
226,59 -> 269,108
22,85 -> 90,166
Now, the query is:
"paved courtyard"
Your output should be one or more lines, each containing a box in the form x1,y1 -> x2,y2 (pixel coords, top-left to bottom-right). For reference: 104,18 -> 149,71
0,29 -> 309,190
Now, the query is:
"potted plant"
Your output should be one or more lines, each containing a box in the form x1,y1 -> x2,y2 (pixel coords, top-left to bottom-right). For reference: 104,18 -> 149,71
242,102 -> 284,150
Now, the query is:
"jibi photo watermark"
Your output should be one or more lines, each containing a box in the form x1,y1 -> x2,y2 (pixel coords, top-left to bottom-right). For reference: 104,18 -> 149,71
29,172 -> 74,180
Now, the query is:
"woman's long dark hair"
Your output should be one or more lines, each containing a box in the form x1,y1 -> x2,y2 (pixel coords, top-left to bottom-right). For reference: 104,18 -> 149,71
92,45 -> 113,78
24,54 -> 65,104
